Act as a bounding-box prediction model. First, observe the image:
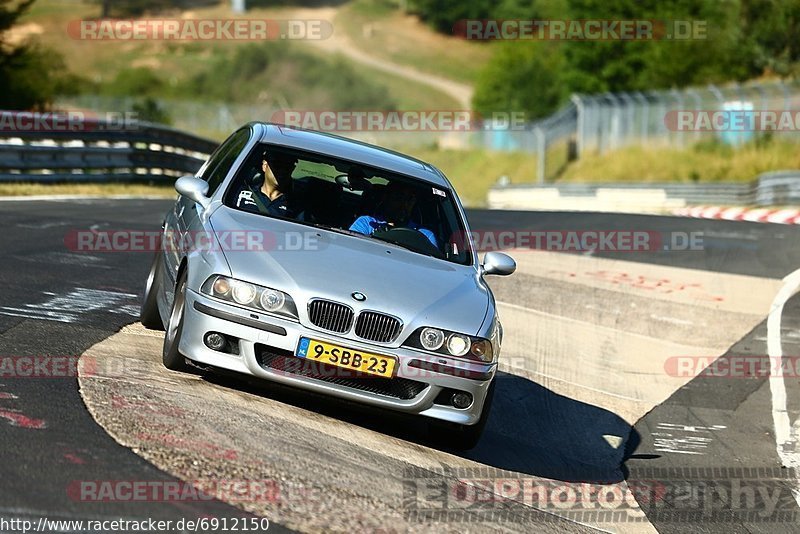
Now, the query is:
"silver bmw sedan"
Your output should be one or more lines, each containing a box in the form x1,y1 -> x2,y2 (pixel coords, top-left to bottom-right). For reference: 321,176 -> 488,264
140,122 -> 515,449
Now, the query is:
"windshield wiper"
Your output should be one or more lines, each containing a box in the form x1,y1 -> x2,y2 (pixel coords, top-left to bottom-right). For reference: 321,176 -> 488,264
313,223 -> 371,239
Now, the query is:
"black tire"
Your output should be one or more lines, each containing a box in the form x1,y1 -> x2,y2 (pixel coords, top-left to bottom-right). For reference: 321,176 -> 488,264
140,251 -> 165,330
162,268 -> 190,372
430,380 -> 496,451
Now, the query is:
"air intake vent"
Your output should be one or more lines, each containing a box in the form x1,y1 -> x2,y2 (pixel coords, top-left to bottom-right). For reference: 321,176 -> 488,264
307,299 -> 354,333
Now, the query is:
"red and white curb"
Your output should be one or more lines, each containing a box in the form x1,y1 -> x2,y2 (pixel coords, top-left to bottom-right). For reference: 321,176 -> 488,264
673,206 -> 800,224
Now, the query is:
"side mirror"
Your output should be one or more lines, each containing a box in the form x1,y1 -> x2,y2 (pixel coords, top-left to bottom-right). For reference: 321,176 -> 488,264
482,251 -> 516,276
175,175 -> 211,210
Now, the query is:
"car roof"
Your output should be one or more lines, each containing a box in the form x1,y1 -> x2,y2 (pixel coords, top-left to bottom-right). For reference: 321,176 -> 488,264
254,123 -> 452,188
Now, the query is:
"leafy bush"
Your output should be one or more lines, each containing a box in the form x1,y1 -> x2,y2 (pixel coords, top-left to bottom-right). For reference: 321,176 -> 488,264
472,41 -> 567,120
132,97 -> 172,125
101,67 -> 165,97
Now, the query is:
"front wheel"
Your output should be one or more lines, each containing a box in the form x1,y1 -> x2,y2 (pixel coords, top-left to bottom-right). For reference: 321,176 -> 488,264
430,380 -> 496,450
162,269 -> 190,372
140,251 -> 165,330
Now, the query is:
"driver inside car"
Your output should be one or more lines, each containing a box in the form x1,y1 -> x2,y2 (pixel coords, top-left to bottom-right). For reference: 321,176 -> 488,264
236,150 -> 298,218
349,181 -> 438,247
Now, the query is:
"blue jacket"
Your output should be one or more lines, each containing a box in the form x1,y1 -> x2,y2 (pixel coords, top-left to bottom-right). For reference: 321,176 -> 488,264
349,215 -> 437,247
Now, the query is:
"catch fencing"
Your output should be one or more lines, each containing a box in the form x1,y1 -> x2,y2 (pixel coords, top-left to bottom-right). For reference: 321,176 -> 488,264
60,80 -> 800,185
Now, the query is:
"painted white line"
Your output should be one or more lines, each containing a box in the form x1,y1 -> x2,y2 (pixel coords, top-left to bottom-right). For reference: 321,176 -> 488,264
0,288 -> 138,323
648,314 -> 694,326
14,221 -> 70,229
767,267 -> 800,506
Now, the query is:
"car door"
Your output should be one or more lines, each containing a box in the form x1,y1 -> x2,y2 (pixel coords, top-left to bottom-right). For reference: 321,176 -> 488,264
161,127 -> 252,308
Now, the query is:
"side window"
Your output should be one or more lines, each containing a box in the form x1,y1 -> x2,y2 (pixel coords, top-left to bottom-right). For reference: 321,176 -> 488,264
198,129 -> 251,195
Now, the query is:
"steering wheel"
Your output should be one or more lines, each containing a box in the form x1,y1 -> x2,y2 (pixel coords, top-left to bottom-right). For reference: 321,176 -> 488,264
372,227 -> 444,259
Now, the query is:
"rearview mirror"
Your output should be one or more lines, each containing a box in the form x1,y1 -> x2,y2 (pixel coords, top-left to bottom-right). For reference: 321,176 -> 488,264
175,175 -> 211,210
482,252 -> 516,276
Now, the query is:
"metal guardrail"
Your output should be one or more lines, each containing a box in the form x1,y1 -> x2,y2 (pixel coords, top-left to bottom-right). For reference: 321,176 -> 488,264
488,171 -> 800,211
0,111 -> 219,182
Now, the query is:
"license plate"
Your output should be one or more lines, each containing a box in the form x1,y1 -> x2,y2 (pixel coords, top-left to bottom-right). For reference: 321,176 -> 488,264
296,337 -> 396,378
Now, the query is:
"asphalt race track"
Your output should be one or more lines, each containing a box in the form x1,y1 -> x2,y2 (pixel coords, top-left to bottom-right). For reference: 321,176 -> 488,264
2,198 -> 800,533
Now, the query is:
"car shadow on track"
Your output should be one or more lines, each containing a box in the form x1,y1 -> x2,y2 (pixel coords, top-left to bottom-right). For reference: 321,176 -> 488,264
200,369 -> 639,485
464,371 -> 640,484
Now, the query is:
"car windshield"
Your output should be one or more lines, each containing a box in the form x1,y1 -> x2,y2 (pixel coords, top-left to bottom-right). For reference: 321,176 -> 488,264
223,143 -> 472,265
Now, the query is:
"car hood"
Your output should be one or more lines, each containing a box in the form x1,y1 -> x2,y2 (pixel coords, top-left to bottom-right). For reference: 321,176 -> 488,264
209,207 -> 490,336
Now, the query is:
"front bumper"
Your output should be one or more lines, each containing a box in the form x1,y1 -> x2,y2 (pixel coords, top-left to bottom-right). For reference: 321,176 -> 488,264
179,290 -> 496,425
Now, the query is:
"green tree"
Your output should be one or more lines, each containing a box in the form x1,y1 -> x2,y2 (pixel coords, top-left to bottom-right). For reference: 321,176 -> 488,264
472,41 -> 567,120
0,0 -> 75,110
470,0 -> 798,116
562,0 -> 748,92
409,0 -> 550,34
736,0 -> 800,77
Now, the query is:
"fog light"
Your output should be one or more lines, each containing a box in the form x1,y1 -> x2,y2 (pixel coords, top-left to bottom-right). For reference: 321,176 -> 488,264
204,332 -> 227,352
451,392 -> 473,409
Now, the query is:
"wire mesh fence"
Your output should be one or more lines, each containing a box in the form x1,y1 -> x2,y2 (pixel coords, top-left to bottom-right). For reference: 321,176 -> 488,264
59,79 -> 800,184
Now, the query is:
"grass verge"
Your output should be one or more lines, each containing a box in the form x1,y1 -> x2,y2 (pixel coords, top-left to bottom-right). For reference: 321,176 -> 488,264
559,140 -> 800,183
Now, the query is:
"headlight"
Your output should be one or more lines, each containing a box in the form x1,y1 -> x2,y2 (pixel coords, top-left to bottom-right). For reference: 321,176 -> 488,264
420,328 -> 445,351
260,288 -> 285,311
446,333 -> 470,356
404,327 -> 494,363
231,281 -> 256,305
201,275 -> 298,320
